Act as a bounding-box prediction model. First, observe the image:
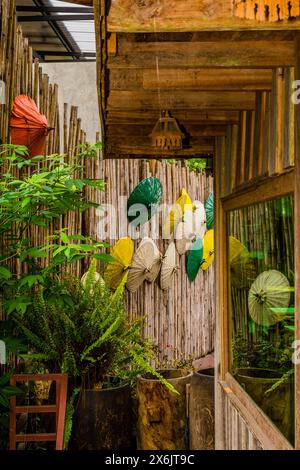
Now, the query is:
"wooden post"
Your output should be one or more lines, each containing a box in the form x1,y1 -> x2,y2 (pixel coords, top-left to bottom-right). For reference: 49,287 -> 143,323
214,135 -> 228,449
294,32 -> 300,450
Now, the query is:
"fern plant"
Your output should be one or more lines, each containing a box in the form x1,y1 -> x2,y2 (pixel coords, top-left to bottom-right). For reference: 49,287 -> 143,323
13,261 -> 178,445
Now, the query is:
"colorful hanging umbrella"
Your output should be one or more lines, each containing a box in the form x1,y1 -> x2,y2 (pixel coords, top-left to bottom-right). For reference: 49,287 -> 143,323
160,242 -> 178,290
186,237 -> 203,282
126,238 -> 162,292
193,200 -> 207,240
175,218 -> 195,255
205,193 -> 214,230
104,237 -> 134,290
10,95 -> 51,157
140,237 -> 162,282
229,236 -> 256,288
201,229 -> 214,271
162,188 -> 194,238
248,270 -> 291,326
127,177 -> 163,226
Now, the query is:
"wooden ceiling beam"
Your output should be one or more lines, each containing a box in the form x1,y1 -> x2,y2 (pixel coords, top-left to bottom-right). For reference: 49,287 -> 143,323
106,143 -> 215,158
107,90 -> 256,111
107,124 -> 227,138
107,0 -> 300,32
108,40 -> 294,68
106,110 -> 240,124
109,68 -> 273,91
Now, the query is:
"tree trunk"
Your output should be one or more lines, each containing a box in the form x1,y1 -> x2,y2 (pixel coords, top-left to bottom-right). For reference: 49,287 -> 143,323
137,369 -> 192,450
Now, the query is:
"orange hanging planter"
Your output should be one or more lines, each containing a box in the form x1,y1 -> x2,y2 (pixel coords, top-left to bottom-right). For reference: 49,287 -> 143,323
10,95 -> 52,157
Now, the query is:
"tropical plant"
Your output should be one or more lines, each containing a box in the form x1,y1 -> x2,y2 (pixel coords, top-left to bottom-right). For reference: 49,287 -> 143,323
11,261 -> 177,446
0,143 -> 111,317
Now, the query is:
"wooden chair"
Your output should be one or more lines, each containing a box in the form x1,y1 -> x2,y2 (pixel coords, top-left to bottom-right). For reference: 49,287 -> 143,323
9,374 -> 68,450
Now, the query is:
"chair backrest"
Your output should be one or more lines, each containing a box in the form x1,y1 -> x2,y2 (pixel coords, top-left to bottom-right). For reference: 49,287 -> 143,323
9,373 -> 68,450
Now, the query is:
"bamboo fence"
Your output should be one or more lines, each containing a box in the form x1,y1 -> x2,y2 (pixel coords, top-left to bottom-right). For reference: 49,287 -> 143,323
86,156 -> 215,362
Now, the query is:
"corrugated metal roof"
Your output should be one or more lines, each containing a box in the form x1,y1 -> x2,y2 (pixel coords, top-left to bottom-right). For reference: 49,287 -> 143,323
15,0 -> 96,61
47,0 -> 95,55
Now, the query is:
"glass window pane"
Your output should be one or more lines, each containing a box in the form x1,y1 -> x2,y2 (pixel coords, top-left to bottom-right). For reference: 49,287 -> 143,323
228,195 -> 295,445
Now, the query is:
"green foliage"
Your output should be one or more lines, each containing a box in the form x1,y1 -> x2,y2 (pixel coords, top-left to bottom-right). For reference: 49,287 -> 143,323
232,330 -> 293,372
0,370 -> 23,408
12,262 -> 177,395
63,387 -> 80,448
145,158 -> 208,173
0,143 -> 109,317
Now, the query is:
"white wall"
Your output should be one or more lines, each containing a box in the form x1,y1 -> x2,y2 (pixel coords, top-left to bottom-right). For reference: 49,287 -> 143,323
42,62 -> 100,144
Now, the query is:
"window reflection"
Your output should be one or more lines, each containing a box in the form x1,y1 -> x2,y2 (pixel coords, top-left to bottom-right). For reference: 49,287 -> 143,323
228,196 -> 294,444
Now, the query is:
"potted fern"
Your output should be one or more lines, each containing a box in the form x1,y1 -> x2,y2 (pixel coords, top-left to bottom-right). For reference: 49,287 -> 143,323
12,261 -> 176,450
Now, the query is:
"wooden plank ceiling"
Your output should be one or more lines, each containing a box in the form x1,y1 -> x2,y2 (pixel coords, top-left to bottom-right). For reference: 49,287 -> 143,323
91,1 -> 299,159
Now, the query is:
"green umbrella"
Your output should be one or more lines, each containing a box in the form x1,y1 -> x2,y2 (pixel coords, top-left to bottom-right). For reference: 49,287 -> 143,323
127,177 -> 163,226
248,270 -> 291,327
205,192 -> 214,230
186,237 -> 203,282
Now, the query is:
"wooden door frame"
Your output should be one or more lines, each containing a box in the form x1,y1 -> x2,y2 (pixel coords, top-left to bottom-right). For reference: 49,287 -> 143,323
215,130 -> 297,449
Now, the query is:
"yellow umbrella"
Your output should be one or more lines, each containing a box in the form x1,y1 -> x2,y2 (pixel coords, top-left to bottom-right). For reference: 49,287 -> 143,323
229,236 -> 256,288
162,188 -> 194,238
104,237 -> 134,290
201,229 -> 214,271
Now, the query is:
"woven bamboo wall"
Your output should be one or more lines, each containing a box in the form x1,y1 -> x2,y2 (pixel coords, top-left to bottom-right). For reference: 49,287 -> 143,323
87,157 -> 215,362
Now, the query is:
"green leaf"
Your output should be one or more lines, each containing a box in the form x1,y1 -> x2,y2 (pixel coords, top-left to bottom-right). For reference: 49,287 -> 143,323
25,248 -> 48,258
0,267 -> 12,280
60,232 -> 69,244
18,274 -> 44,289
92,253 -> 115,263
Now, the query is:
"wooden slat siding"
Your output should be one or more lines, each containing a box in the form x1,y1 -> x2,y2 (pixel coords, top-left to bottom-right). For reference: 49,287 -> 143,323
276,67 -> 284,174
110,40 -> 294,69
107,0 -> 300,32
223,392 -> 263,450
283,67 -> 295,169
230,124 -> 239,193
107,90 -> 256,111
269,69 -> 278,176
253,92 -> 262,179
225,125 -> 232,197
263,91 -> 271,177
109,68 -> 273,92
244,110 -> 254,182
294,32 -> 300,450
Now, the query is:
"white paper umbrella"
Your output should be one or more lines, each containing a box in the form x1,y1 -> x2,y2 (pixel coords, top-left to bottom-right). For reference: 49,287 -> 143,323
248,270 -> 291,327
193,200 -> 207,240
175,219 -> 195,255
160,242 -> 178,290
139,237 -> 162,282
126,238 -> 162,292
